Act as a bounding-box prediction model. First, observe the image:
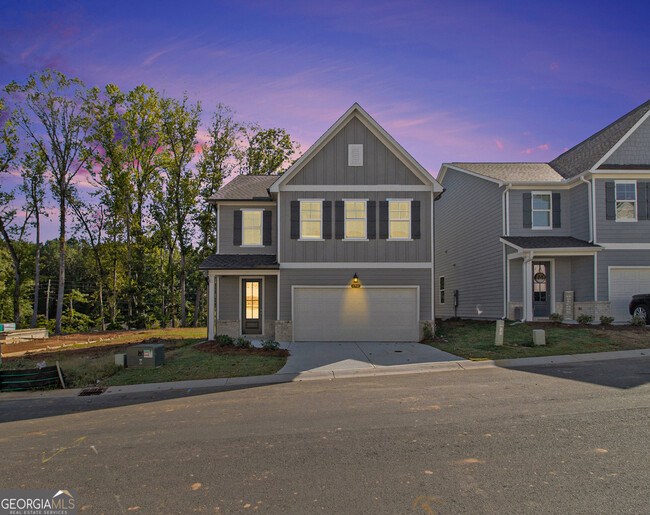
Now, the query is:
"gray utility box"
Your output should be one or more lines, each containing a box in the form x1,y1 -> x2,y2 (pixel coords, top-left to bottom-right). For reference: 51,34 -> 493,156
126,344 -> 165,368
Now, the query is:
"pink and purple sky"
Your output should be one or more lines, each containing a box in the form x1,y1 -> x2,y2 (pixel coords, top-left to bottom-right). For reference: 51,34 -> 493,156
1,0 -> 649,239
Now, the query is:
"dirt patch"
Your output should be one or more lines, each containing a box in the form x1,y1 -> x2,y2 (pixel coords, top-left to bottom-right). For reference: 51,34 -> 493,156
195,341 -> 289,358
1,330 -> 150,355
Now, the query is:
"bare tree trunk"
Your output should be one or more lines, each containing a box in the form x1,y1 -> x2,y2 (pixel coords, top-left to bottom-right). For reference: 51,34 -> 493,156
55,196 -> 66,334
193,280 -> 201,327
168,245 -> 175,328
30,213 -> 41,328
112,242 -> 118,325
180,250 -> 186,326
99,280 -> 105,331
160,247 -> 166,325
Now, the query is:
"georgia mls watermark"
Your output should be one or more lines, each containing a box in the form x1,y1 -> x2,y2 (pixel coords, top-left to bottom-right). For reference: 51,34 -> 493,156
0,490 -> 76,515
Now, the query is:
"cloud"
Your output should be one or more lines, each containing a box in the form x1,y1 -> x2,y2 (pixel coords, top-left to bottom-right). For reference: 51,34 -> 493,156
521,143 -> 550,154
550,62 -> 560,71
495,139 -> 504,150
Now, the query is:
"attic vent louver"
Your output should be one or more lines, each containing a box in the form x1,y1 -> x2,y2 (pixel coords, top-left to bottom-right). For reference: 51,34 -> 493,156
348,144 -> 363,166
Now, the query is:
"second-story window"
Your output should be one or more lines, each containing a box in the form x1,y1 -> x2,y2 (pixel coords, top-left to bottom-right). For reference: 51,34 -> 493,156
242,210 -> 263,245
345,200 -> 366,239
389,200 -> 411,239
300,201 -> 322,239
532,192 -> 552,229
615,181 -> 637,221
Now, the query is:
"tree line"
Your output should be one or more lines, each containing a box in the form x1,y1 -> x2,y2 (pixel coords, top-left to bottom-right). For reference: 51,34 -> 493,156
0,69 -> 300,333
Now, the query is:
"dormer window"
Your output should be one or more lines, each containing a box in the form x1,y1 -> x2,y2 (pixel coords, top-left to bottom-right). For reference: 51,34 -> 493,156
532,192 -> 552,229
348,144 -> 363,166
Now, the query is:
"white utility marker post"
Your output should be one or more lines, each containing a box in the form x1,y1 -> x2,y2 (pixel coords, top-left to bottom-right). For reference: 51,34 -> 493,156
532,329 -> 546,346
495,320 -> 504,346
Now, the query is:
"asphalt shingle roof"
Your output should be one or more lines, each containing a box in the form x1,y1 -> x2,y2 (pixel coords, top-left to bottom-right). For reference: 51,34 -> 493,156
502,236 -> 600,250
199,254 -> 279,270
550,100 -> 650,178
448,162 -> 563,182
210,175 -> 279,201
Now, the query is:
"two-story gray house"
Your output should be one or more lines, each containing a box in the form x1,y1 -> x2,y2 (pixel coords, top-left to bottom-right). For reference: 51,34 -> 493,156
435,100 -> 650,322
200,104 -> 443,342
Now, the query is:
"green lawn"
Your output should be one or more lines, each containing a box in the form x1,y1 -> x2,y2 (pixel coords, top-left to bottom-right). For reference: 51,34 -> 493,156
1,329 -> 287,389
429,319 -> 650,360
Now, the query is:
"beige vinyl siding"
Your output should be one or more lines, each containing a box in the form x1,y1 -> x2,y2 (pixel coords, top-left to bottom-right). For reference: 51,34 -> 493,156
279,268 -> 432,321
508,190 -> 571,236
280,190 -> 431,263
434,168 -> 504,319
287,117 -> 425,186
219,204 -> 277,254
603,117 -> 650,165
594,179 -> 650,243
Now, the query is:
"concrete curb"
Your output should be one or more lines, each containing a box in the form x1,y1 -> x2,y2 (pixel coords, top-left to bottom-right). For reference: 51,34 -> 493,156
1,348 -> 649,401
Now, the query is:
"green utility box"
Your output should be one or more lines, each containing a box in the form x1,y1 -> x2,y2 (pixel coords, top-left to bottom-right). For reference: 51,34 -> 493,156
126,343 -> 165,368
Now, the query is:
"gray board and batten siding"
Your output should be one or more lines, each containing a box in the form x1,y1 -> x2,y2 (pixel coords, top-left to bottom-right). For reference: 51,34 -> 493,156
604,116 -> 650,166
278,268 -> 431,321
286,117 -> 425,186
434,167 -> 504,319
219,204 -> 277,254
279,190 -> 431,263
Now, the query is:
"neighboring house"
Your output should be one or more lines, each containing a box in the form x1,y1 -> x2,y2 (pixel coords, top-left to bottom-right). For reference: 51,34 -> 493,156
435,100 -> 650,322
200,104 -> 443,342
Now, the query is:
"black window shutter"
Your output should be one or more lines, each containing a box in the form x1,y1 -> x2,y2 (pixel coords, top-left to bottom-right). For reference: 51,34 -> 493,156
323,201 -> 332,239
411,200 -> 421,239
522,192 -> 532,228
379,201 -> 389,239
367,201 -> 376,239
605,182 -> 616,220
263,210 -> 272,245
335,201 -> 344,239
233,210 -> 242,246
638,182 -> 648,220
552,193 -> 561,228
290,201 -> 300,239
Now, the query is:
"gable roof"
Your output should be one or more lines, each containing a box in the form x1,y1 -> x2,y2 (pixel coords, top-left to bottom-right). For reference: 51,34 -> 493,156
446,162 -> 563,183
210,174 -> 278,201
269,103 -> 443,193
550,99 -> 650,178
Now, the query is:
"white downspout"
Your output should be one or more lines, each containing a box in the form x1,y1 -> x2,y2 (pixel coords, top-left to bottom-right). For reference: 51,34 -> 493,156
502,183 -> 512,236
502,184 -> 512,319
580,176 -> 593,242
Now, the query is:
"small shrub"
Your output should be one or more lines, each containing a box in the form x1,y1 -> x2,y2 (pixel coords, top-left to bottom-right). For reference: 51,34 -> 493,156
216,334 -> 234,347
599,315 -> 614,326
235,337 -> 252,349
549,313 -> 564,323
261,338 -> 280,351
630,315 -> 647,327
422,322 -> 434,340
576,314 -> 593,325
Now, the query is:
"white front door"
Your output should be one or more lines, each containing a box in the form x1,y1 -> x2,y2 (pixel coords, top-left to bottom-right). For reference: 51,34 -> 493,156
292,287 -> 419,342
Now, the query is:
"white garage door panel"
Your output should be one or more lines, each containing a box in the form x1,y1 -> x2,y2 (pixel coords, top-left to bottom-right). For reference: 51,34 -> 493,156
293,287 -> 418,342
609,268 -> 650,321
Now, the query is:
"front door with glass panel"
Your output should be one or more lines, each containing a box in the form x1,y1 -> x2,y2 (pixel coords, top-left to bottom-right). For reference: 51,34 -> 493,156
532,262 -> 551,317
242,279 -> 262,334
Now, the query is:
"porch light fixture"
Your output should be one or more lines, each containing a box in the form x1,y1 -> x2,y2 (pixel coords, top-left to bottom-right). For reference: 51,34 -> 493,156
351,273 -> 361,288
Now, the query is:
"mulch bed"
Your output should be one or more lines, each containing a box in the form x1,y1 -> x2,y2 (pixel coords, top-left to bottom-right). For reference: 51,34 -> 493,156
195,341 -> 289,358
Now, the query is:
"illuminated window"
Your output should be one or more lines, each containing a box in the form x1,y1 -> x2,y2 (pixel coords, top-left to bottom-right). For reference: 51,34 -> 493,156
615,182 -> 637,221
245,281 -> 259,319
389,200 -> 410,239
300,201 -> 322,239
242,210 -> 262,245
345,200 -> 366,239
532,192 -> 552,229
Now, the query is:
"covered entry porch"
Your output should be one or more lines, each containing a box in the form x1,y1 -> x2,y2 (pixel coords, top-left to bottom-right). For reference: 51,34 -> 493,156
502,237 -> 604,321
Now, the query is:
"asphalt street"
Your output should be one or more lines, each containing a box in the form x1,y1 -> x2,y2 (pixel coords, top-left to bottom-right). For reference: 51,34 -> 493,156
1,357 -> 649,514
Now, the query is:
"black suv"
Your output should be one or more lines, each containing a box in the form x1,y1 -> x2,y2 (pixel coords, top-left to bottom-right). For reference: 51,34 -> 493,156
629,294 -> 650,324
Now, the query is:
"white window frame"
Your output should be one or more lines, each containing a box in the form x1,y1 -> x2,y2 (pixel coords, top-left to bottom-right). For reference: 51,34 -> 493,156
241,209 -> 263,246
388,199 -> 412,240
299,199 -> 324,240
531,191 -> 552,230
439,276 -> 445,304
615,180 -> 637,222
344,199 -> 368,240
348,144 -> 363,166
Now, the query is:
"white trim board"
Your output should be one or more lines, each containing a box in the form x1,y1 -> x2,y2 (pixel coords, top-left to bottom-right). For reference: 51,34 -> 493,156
599,243 -> 650,250
280,262 -> 432,269
281,185 -> 433,192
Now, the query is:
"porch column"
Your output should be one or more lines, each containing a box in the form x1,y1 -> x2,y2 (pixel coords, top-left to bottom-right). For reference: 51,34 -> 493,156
207,273 -> 215,341
524,257 -> 534,321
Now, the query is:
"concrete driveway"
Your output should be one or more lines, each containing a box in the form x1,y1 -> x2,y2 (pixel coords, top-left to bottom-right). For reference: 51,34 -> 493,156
275,341 -> 464,375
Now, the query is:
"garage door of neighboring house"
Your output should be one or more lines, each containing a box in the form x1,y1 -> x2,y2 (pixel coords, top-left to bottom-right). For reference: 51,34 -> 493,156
293,287 -> 419,342
609,268 -> 650,321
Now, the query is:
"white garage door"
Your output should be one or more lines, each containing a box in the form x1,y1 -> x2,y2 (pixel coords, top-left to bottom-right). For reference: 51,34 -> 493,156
609,268 -> 650,321
293,287 -> 419,342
